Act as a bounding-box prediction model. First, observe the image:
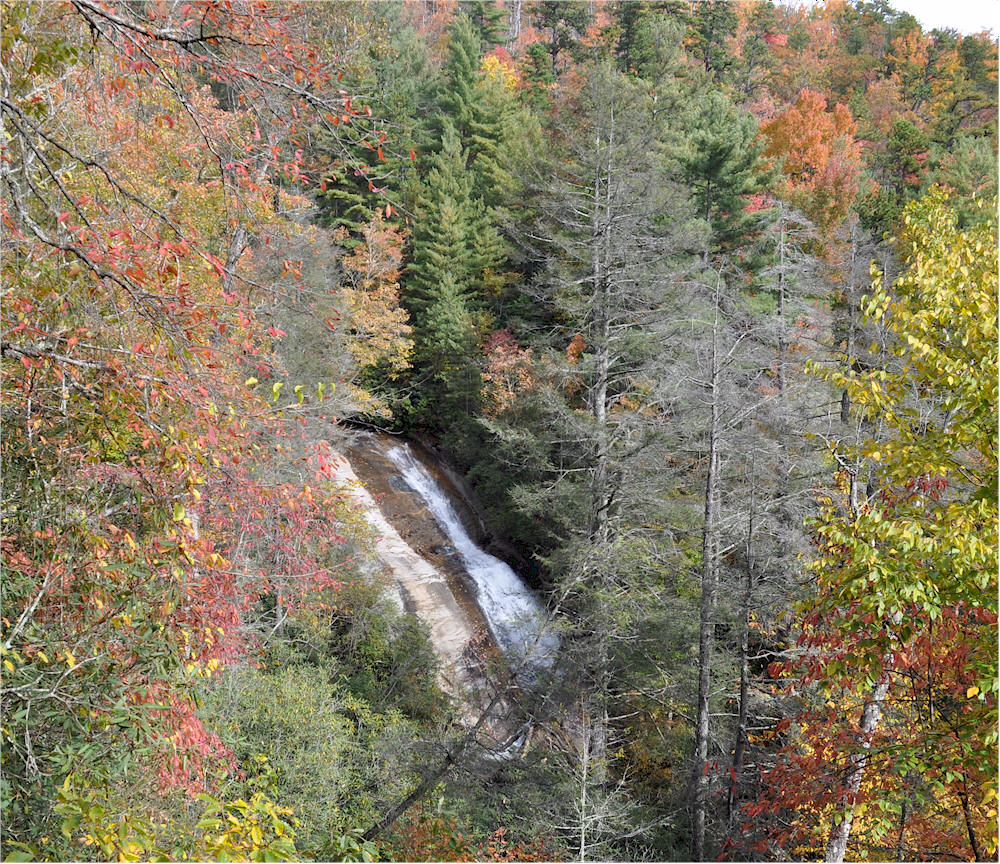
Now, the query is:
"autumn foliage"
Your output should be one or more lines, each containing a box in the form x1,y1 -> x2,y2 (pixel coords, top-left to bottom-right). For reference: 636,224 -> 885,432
762,89 -> 863,237
1,0 -> 365,856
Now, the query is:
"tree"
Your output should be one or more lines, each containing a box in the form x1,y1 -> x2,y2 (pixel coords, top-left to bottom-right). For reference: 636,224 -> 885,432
856,117 -> 930,236
492,58 -> 698,859
672,87 -> 773,861
675,89 -> 772,260
530,1 -> 592,79
405,120 -> 503,308
612,1 -> 686,79
762,89 -> 863,242
1,1 -> 362,855
429,12 -> 525,211
746,189 -> 998,862
687,0 -> 738,84
458,0 -> 507,51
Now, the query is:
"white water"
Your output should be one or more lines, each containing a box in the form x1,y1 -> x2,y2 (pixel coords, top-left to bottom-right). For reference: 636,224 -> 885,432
386,445 -> 559,676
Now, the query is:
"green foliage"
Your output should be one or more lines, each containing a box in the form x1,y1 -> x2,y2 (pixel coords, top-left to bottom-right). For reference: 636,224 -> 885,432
314,13 -> 433,237
28,762 -> 299,863
687,0 -> 738,81
927,132 -> 999,227
429,13 -> 526,211
403,119 -> 503,430
406,122 -> 503,315
856,118 -> 930,236
529,1 -> 592,77
456,1 -> 507,52
813,189 -> 997,652
203,577 -> 448,859
675,89 -> 772,257
803,189 -> 998,850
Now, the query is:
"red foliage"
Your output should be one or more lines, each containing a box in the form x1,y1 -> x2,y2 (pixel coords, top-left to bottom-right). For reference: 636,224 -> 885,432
2,0 -> 363,800
762,89 -> 863,238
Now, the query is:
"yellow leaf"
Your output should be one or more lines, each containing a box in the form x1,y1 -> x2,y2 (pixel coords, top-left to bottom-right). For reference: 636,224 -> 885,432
967,686 -> 980,698
3,660 -> 14,673
245,377 -> 258,386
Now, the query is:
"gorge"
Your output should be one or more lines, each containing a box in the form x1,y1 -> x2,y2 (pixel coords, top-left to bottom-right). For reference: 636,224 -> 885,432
333,431 -> 558,725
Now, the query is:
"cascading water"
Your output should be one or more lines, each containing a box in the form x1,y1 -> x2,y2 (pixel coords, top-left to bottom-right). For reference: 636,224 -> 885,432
385,444 -> 559,677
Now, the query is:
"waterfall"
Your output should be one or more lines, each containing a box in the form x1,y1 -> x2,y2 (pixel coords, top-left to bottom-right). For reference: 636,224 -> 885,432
385,444 -> 559,676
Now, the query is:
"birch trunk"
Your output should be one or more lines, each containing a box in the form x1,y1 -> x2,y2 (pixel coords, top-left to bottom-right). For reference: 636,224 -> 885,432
824,674 -> 891,862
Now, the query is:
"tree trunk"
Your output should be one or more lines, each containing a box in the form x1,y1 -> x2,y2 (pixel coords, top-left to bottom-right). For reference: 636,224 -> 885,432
777,217 -> 787,399
840,237 -> 857,424
958,781 -> 984,862
578,708 -> 591,862
586,101 -> 614,783
726,475 -> 754,831
692,281 -> 721,861
505,0 -> 522,49
894,798 -> 908,861
551,24 -> 559,77
362,687 -> 506,841
824,674 -> 891,862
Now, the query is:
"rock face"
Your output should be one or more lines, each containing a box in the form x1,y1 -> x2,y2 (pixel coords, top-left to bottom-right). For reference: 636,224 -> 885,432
328,444 -> 490,700
382,443 -> 558,680
331,431 -> 558,746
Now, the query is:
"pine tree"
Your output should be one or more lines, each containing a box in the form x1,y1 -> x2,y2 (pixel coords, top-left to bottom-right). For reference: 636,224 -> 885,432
411,272 -> 482,425
430,12 -> 522,210
499,60 -> 696,859
406,122 -> 503,316
457,0 -> 507,51
675,89 -> 772,258
613,0 -> 687,79
688,0 -> 738,83
530,1 -> 591,78
672,87 -> 775,862
403,121 -> 502,429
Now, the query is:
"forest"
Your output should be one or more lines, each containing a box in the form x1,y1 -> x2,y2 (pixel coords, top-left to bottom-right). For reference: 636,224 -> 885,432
1,0 -> 997,861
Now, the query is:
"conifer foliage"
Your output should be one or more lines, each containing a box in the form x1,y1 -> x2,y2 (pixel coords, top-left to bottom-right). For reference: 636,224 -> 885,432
2,2 -> 997,862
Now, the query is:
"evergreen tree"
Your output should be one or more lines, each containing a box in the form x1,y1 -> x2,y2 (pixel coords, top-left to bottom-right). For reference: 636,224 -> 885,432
406,122 -> 503,316
429,12 -> 523,210
613,0 -> 687,78
411,272 -> 482,425
403,121 -> 502,430
675,89 -> 772,258
493,60 -> 698,859
530,1 -> 592,78
671,87 -> 776,862
687,0 -> 738,83
856,118 -> 930,236
314,16 -> 434,237
457,0 -> 507,51
521,41 -> 557,111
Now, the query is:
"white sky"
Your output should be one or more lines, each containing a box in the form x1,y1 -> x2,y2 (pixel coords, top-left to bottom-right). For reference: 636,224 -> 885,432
881,0 -> 997,35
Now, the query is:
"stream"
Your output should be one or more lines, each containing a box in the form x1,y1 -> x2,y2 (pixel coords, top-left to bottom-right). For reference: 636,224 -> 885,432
384,443 -> 559,676
334,432 -> 558,704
